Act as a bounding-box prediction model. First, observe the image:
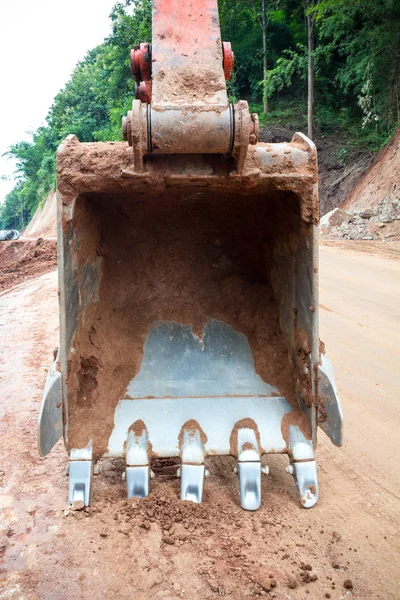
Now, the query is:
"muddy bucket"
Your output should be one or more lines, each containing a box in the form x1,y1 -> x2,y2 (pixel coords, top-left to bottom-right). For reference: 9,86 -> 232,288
38,133 -> 342,510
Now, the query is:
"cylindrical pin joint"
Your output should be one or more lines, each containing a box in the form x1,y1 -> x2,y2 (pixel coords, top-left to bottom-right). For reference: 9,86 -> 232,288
222,42 -> 234,81
136,80 -> 152,104
130,42 -> 151,81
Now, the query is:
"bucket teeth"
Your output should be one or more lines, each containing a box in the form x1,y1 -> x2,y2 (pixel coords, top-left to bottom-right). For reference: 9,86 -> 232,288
179,425 -> 206,504
68,444 -> 94,506
292,461 -> 318,508
238,461 -> 261,511
126,465 -> 151,499
236,426 -> 262,510
68,460 -> 93,506
125,422 -> 151,499
288,425 -> 319,508
180,464 -> 205,503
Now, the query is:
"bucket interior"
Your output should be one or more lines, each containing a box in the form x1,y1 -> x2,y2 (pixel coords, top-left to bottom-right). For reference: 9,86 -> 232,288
64,188 -> 312,456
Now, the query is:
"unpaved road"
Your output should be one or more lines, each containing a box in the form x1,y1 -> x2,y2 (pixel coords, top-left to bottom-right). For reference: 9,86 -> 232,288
1,242 -> 399,599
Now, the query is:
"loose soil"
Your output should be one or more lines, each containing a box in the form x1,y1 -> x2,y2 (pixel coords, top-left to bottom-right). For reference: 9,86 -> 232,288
342,126 -> 400,215
0,238 -> 57,292
67,192 -> 309,457
24,192 -> 57,240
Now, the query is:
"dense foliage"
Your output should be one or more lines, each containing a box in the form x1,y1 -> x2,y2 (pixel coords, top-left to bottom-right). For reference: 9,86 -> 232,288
1,0 -> 399,229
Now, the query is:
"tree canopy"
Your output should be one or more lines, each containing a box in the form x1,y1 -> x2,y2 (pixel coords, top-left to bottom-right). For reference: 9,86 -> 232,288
1,0 -> 399,229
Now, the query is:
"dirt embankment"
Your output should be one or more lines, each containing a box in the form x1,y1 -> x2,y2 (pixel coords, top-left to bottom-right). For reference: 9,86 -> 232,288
319,126 -> 400,241
0,237 -> 57,292
0,190 -> 58,292
24,191 -> 57,239
343,126 -> 400,214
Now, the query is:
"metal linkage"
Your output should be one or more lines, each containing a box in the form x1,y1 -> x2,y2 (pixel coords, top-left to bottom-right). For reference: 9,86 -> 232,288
122,0 -> 258,170
130,42 -> 152,103
130,43 -> 151,81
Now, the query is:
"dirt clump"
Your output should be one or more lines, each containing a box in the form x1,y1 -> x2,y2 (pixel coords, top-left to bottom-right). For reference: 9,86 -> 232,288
0,237 -> 57,292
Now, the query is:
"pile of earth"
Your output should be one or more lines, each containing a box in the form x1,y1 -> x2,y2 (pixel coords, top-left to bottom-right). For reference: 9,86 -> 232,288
320,125 -> 400,240
319,199 -> 400,242
24,191 -> 57,239
0,237 -> 57,292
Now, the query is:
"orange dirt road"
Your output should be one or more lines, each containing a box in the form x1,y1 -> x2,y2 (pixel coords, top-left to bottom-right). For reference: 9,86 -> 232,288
0,242 -> 399,599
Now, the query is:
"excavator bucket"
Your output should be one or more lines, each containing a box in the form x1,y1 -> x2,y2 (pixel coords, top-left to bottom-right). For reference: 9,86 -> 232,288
38,0 -> 343,510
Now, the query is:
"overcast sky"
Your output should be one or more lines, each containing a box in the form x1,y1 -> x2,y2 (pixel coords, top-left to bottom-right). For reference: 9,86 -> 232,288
0,0 -> 119,202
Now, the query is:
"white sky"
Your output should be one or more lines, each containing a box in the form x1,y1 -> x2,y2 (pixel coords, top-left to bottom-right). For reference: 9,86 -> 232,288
0,0 -> 119,202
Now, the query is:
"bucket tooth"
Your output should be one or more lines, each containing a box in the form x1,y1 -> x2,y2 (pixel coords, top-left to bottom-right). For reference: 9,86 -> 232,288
180,425 -> 206,503
180,464 -> 205,504
288,425 -> 319,508
68,444 -> 93,506
292,461 -> 318,508
238,461 -> 261,511
125,422 -> 151,499
126,465 -> 151,499
236,427 -> 262,511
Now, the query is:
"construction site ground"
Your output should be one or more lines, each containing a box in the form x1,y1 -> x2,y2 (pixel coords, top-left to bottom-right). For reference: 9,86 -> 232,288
0,239 -> 399,600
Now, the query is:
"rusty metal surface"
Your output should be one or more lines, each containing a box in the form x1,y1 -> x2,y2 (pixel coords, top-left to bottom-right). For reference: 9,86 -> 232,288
130,43 -> 151,81
150,106 -> 232,154
152,0 -> 227,107
57,135 -> 318,224
222,42 -> 234,81
122,0 -> 257,166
